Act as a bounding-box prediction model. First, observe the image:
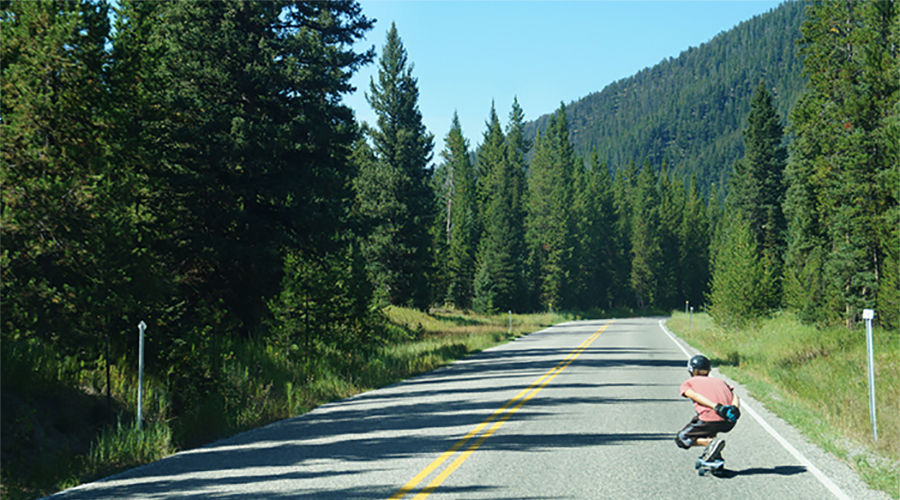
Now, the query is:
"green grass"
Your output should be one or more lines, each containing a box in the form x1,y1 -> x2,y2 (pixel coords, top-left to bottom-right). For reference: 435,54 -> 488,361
1,307 -> 569,500
667,311 -> 899,498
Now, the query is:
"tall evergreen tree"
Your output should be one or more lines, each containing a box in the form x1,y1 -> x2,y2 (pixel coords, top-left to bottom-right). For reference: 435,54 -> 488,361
525,104 -> 577,309
630,160 -> 663,308
440,113 -> 478,309
656,162 -> 684,308
679,175 -> 711,307
473,104 -> 525,312
357,22 -> 435,309
723,80 -> 786,310
571,151 -> 617,309
611,159 -> 639,307
743,81 -> 788,258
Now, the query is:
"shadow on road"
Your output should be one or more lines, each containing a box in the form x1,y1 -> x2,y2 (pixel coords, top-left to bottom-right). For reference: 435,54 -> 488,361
714,465 -> 808,479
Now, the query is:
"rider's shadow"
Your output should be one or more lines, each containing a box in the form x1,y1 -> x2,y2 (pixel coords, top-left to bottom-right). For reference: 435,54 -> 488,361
716,465 -> 808,478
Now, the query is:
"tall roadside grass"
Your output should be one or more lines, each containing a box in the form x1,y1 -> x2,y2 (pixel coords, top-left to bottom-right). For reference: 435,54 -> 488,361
0,340 -> 175,500
1,307 -> 568,500
667,311 -> 899,498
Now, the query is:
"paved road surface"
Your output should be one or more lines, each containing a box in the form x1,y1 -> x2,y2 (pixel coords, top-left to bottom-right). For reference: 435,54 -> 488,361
49,318 -> 890,499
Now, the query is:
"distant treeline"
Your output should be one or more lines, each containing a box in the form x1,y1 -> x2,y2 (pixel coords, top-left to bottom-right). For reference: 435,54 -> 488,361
1,0 -> 897,455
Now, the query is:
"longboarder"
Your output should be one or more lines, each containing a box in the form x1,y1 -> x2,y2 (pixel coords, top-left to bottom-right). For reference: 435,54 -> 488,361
675,354 -> 741,476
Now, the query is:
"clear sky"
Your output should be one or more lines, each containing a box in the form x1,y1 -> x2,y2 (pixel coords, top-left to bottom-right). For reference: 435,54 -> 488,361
345,1 -> 785,156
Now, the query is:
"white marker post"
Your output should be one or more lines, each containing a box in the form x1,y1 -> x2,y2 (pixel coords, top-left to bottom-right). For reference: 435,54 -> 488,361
137,320 -> 146,432
862,309 -> 877,442
509,310 -> 512,334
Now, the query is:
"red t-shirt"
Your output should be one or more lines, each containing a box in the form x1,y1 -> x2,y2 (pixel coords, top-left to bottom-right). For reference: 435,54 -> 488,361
680,375 -> 734,422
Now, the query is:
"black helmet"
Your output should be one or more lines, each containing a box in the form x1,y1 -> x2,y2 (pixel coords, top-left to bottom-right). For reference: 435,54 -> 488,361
688,354 -> 711,375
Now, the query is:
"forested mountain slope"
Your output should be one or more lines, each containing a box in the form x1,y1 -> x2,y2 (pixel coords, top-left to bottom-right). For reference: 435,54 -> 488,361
524,0 -> 806,195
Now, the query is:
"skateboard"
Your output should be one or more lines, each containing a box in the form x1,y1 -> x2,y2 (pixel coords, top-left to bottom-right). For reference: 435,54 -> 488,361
695,457 -> 725,476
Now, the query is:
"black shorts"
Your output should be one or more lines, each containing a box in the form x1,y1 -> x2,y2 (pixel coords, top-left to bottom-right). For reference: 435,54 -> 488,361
675,415 -> 735,449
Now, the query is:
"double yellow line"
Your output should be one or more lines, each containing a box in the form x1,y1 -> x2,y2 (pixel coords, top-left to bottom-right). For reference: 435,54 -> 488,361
388,321 -> 614,500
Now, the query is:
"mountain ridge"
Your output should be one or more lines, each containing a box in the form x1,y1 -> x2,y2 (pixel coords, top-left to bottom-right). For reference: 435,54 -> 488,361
523,0 -> 806,196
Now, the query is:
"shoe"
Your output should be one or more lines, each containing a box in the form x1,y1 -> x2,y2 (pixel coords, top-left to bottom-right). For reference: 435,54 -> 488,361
706,439 -> 726,462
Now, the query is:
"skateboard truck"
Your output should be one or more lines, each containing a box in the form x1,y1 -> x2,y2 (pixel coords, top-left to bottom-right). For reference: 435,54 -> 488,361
695,457 -> 725,477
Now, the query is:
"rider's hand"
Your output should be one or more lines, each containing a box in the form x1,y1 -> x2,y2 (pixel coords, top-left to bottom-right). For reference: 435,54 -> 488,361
715,403 -> 740,422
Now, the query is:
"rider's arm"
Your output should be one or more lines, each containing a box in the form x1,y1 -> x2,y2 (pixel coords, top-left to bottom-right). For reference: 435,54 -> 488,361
683,388 -> 717,409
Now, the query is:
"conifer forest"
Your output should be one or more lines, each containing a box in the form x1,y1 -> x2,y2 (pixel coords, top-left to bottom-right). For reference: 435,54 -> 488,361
1,0 -> 897,496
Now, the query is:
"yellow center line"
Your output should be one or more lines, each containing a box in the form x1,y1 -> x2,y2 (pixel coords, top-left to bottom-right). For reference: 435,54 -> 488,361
389,321 -> 613,500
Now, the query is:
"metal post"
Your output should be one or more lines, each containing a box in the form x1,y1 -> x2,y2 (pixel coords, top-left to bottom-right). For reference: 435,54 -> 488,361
689,306 -> 693,330
137,320 -> 146,432
685,301 -> 689,315
509,310 -> 512,334
863,309 -> 877,442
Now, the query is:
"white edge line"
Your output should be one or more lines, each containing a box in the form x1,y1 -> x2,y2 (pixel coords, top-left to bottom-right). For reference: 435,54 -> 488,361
658,319 -> 851,500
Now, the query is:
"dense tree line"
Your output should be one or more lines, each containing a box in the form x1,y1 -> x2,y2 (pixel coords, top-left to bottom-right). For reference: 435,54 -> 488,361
431,101 -> 711,314
709,1 -> 898,331
2,0 -> 379,413
782,1 -> 898,329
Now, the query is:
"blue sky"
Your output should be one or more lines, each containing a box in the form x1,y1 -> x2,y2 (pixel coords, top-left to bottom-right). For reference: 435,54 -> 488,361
345,1 -> 785,155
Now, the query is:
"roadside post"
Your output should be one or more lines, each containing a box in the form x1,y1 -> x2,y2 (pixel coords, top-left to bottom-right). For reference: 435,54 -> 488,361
863,309 -> 877,442
137,320 -> 146,432
685,301 -> 689,315
689,306 -> 693,330
509,310 -> 512,334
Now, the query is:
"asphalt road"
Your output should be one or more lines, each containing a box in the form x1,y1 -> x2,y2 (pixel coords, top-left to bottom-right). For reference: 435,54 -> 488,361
48,317 -> 890,500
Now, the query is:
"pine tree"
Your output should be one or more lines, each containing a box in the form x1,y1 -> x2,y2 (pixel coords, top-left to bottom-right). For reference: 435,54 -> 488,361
503,97 -> 531,309
725,81 -> 787,310
358,22 -> 435,309
656,162 -> 684,309
569,157 -> 595,310
525,104 -> 577,309
743,81 -> 788,258
630,160 -> 663,308
571,151 -> 618,309
440,113 -> 478,309
708,215 -> 773,328
611,159 -> 639,307
473,104 -> 525,312
679,175 -> 710,307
